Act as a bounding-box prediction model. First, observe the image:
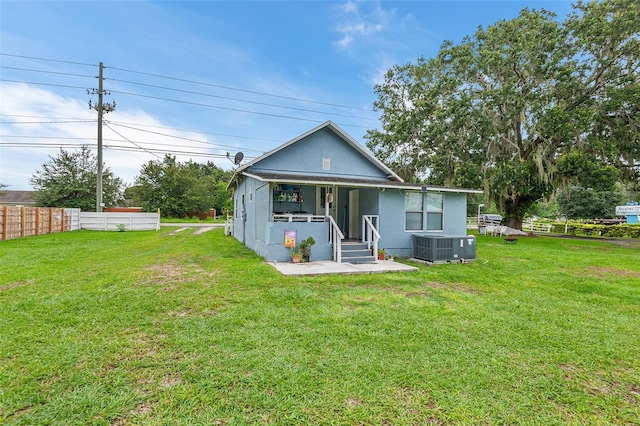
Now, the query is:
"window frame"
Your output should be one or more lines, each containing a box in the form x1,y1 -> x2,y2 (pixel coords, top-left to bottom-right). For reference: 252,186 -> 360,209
404,192 -> 424,231
426,192 -> 444,231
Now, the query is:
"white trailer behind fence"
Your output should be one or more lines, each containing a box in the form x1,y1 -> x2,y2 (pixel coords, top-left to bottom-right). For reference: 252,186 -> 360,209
80,212 -> 160,231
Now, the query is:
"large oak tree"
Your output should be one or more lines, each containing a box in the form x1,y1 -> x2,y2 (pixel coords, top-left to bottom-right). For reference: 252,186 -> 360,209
366,0 -> 639,228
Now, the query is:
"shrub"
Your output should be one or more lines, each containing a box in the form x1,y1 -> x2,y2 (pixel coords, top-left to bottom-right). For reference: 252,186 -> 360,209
557,221 -> 640,238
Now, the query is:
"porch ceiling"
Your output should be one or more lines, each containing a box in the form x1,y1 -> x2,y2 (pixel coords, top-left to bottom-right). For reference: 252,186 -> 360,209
243,171 -> 482,194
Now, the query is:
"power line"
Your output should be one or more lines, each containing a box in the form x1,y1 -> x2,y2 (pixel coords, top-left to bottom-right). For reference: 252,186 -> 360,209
0,114 -> 282,144
105,121 -> 265,153
0,65 -> 96,79
0,79 -> 90,91
107,120 -> 281,144
1,135 -> 98,141
0,119 -> 96,125
2,80 -> 371,128
111,89 -> 370,128
0,53 -> 96,67
0,141 -> 256,160
104,123 -> 162,159
108,77 -> 377,121
1,130 -> 264,153
0,53 -> 374,113
0,136 -> 238,153
108,65 -> 375,112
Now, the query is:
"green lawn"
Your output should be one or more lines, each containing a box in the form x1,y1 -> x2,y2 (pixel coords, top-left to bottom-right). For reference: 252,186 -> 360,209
1,228 -> 639,425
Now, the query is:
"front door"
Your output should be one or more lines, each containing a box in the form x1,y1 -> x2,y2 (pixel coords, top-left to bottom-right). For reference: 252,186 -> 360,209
316,186 -> 337,222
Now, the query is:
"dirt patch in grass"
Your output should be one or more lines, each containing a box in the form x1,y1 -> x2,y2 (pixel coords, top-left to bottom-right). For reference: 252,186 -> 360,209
142,261 -> 217,289
160,375 -> 181,388
167,227 -> 189,236
585,266 -> 640,279
0,280 -> 33,292
112,402 -> 154,425
423,281 -> 479,294
5,404 -> 36,421
501,257 -> 529,262
560,363 -> 639,403
131,401 -> 153,415
358,281 -> 478,299
345,397 -> 364,408
167,307 -> 221,318
607,239 -> 640,248
405,291 -> 431,298
193,227 -> 215,235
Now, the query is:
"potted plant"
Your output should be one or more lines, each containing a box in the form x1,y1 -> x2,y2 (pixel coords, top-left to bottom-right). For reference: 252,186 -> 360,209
291,248 -> 302,263
299,236 -> 315,262
377,248 -> 386,260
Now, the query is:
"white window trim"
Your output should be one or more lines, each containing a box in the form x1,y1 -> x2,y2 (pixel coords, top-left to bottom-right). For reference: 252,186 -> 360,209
426,192 -> 444,232
404,191 -> 424,232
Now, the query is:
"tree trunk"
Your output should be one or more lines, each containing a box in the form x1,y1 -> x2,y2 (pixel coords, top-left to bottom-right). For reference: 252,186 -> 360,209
507,216 -> 523,230
503,198 -> 526,231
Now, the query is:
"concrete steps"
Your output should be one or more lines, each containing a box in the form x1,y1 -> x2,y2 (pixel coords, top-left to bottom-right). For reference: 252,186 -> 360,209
341,241 -> 376,264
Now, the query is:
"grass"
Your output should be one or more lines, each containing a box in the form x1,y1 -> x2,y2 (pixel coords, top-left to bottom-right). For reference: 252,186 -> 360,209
1,228 -> 639,425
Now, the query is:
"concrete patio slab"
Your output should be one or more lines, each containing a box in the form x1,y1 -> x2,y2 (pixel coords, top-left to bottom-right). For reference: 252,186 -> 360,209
269,260 -> 418,276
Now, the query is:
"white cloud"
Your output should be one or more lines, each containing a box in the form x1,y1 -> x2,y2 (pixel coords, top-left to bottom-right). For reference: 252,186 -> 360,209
340,1 -> 359,14
333,0 -> 392,50
336,35 -> 355,49
0,82 -> 232,190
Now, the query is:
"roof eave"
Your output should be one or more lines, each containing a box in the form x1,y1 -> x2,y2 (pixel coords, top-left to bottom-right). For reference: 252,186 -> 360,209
242,172 -> 482,194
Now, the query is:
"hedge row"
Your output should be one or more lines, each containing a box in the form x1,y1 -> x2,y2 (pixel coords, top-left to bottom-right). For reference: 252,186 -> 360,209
550,223 -> 640,239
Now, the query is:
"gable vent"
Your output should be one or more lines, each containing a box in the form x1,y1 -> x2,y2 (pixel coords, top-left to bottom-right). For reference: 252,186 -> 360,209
322,157 -> 331,171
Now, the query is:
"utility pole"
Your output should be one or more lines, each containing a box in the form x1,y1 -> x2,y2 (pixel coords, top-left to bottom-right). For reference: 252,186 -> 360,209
88,62 -> 116,212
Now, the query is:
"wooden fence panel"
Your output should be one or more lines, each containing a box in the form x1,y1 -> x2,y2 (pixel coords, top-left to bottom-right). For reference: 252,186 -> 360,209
0,207 -> 157,240
0,206 -> 74,241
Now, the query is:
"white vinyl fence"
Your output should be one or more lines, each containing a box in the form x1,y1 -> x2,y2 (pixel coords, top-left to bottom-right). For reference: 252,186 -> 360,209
68,208 -> 81,230
80,212 -> 160,231
468,217 -> 553,233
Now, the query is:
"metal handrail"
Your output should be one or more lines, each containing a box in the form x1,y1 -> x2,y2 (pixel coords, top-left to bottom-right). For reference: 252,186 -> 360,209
327,215 -> 344,263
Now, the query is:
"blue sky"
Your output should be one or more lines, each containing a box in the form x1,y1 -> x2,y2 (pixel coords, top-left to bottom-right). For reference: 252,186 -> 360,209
1,0 -> 573,190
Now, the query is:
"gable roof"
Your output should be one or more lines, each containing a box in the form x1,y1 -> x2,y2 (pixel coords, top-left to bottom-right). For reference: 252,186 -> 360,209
0,190 -> 36,205
234,121 -> 403,183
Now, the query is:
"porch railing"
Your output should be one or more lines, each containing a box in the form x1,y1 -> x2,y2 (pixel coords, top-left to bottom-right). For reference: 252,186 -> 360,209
273,214 -> 326,222
362,215 -> 380,258
327,215 -> 344,263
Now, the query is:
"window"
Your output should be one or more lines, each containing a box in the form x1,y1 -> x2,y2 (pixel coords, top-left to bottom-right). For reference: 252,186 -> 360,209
249,184 -> 253,202
405,192 -> 423,231
426,193 -> 443,230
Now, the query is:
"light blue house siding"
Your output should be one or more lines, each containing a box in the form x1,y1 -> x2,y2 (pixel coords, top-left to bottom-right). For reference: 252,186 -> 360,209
249,126 -> 390,181
230,121 -> 480,263
234,178 -> 333,262
377,190 -> 469,258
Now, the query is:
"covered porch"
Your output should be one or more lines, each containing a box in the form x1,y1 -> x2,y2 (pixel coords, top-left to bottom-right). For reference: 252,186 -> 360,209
264,180 -> 382,263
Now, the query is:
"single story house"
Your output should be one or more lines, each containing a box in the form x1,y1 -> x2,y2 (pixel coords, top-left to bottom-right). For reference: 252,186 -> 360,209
229,121 -> 481,263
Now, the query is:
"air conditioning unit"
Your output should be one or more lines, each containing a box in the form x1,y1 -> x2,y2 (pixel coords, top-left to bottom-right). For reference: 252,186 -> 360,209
413,235 -> 476,262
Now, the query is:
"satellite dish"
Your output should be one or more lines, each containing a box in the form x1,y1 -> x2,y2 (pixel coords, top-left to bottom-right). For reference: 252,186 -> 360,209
234,152 -> 244,165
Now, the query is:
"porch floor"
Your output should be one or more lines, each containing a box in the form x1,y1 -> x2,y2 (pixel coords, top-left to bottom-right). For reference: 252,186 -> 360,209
269,259 -> 418,276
